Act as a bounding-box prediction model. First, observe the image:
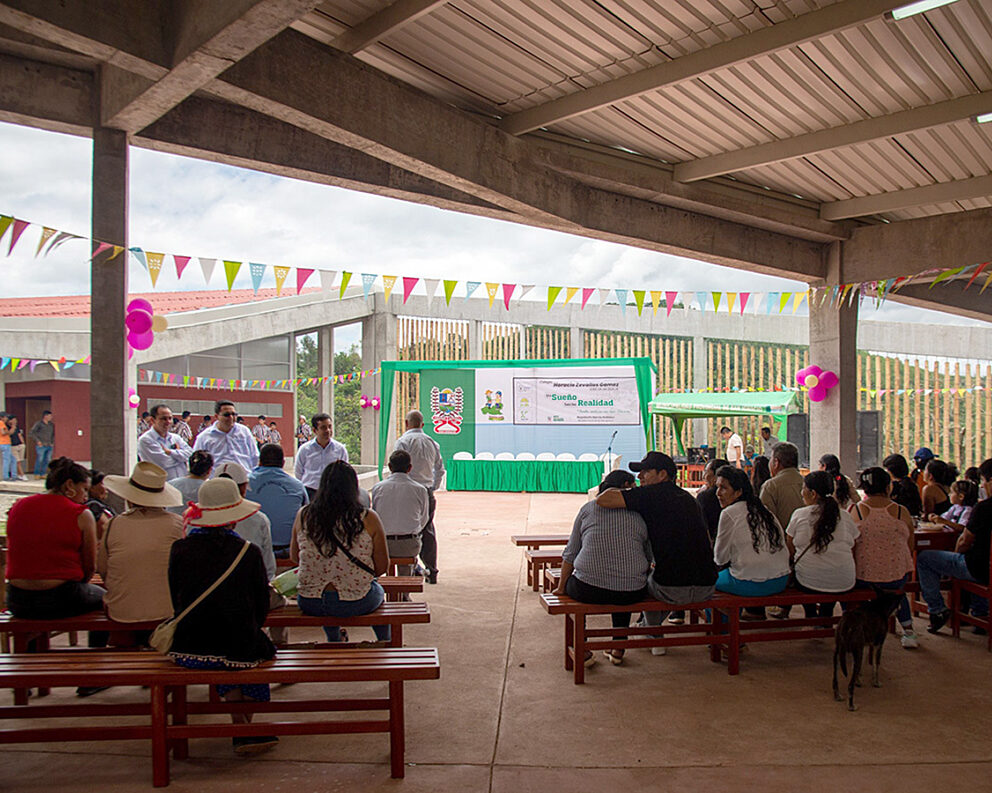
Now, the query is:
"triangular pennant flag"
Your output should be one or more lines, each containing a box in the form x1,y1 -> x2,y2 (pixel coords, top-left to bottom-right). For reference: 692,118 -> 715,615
297,267 -> 314,294
581,288 -> 595,309
564,287 -> 580,305
0,357 -> 9,371
443,279 -> 458,305
273,265 -> 290,295
964,262 -> 988,290
696,291 -> 708,312
662,291 -> 676,317
47,231 -> 81,255
681,291 -> 693,315
130,247 -> 147,271
339,271 -> 352,298
382,275 -> 397,301
402,276 -> 419,304
848,284 -> 858,306
517,285 -> 534,303
174,255 -> 191,279
792,291 -> 806,314
632,289 -> 646,316
319,269 -> 336,292
145,252 -> 165,287
223,260 -> 241,291
980,270 -> 992,294
650,290 -> 662,316
547,286 -> 563,310
739,292 -> 750,314
929,266 -> 966,288
501,283 -> 515,310
91,241 -> 114,260
726,292 -> 737,314
361,273 -> 377,299
485,282 -> 499,307
598,288 -> 611,310
424,278 -> 440,305
779,292 -> 791,313
35,227 -> 56,257
6,219 -> 29,255
199,257 -> 216,284
10,358 -> 19,372
0,216 -> 12,244
248,262 -> 266,294
615,288 -> 628,315
711,292 -> 722,312
465,281 -> 481,301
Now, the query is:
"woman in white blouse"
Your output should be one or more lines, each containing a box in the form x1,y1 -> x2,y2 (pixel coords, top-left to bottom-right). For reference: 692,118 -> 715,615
785,470 -> 860,619
713,466 -> 790,597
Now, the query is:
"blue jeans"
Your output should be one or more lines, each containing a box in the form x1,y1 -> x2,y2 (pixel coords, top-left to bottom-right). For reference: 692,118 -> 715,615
1,445 -> 15,480
855,576 -> 913,627
33,444 -> 53,476
297,580 -> 390,643
917,551 -> 988,616
711,570 -> 789,623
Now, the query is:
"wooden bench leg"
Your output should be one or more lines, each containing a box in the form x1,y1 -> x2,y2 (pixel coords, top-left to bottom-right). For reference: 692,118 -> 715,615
11,633 -> 33,705
574,615 -> 587,685
564,615 -> 574,672
727,610 -> 741,676
392,625 -> 403,648
151,685 -> 170,787
170,685 -> 189,761
388,680 -> 405,779
531,562 -> 542,592
526,560 -> 534,590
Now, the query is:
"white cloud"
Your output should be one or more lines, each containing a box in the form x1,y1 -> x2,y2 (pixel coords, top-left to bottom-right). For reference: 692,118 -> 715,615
0,121 -> 986,329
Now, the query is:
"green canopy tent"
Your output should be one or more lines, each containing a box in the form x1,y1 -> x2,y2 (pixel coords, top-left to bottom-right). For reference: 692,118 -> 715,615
648,390 -> 801,455
378,357 -> 658,478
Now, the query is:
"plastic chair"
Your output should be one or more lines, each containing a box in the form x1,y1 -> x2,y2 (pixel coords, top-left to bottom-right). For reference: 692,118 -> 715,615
577,453 -> 598,461
494,452 -> 515,460
515,452 -> 536,460
475,451 -> 495,460
535,452 -> 555,461
452,451 -> 473,460
556,452 -> 576,461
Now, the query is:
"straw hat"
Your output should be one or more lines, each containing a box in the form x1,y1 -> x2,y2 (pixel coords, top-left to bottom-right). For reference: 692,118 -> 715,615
104,462 -> 182,508
185,477 -> 260,527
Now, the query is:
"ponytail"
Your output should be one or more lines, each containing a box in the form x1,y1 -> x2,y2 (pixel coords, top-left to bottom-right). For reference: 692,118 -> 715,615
804,471 -> 840,553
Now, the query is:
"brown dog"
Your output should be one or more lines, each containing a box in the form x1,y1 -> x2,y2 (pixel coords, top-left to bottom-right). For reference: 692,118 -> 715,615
833,592 -> 903,711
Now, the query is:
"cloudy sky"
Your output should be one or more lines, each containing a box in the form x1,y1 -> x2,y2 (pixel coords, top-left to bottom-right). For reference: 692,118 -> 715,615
0,120 -> 984,341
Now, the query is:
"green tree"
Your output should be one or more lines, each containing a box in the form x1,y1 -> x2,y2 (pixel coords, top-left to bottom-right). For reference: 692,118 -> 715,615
296,335 -> 363,464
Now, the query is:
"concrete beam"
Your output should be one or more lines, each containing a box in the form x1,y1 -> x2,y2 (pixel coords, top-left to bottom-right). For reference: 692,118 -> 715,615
99,0 -> 322,133
675,91 -> 992,183
821,174 -> 992,221
331,0 -> 447,54
0,51 -> 93,134
885,282 -> 992,325
842,206 -> 992,283
499,0 -> 898,136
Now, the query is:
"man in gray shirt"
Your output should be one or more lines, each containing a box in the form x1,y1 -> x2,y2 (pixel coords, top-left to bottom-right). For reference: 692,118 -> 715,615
371,450 -> 429,581
393,410 -> 445,583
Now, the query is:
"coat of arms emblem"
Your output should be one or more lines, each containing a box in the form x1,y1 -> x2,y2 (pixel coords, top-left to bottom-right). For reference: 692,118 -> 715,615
430,386 -> 464,434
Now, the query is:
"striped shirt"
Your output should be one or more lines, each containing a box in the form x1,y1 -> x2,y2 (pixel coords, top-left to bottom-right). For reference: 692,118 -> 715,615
562,502 -> 652,592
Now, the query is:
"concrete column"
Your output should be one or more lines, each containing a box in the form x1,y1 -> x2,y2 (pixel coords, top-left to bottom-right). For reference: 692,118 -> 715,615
361,295 -> 397,467
569,326 -> 582,358
290,333 -> 298,457
809,242 -> 859,472
692,335 -> 708,447
468,319 -> 482,360
90,126 -> 134,476
317,325 -> 334,423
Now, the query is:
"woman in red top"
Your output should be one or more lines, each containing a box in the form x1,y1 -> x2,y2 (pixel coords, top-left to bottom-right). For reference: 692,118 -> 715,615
5,457 -> 104,621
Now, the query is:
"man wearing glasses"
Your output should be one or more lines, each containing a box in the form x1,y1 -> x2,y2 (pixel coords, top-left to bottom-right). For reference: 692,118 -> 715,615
192,400 -> 260,472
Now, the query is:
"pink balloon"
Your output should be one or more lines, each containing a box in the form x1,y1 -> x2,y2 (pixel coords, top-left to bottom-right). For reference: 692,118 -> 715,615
128,329 -> 154,350
125,308 -> 153,334
127,298 -> 153,314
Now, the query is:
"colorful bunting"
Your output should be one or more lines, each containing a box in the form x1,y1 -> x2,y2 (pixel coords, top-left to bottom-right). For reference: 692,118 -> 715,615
361,273 -> 377,300
382,275 -> 397,301
339,271 -> 352,299
273,265 -> 290,295
319,269 -> 336,292
6,219 -> 29,255
146,252 -> 165,288
223,260 -> 241,292
502,283 -> 515,310
581,288 -> 594,309
485,282 -> 499,308
712,292 -> 722,312
564,287 -> 580,306
632,290 -> 646,316
35,227 -> 56,256
200,257 -> 216,285
547,286 -> 562,310
423,278 -> 440,305
296,268 -> 314,294
443,279 -> 458,305
464,281 -> 481,301
402,276 -> 418,304
615,289 -> 628,315
174,255 -> 191,280
249,262 -> 266,295
650,290 -> 662,316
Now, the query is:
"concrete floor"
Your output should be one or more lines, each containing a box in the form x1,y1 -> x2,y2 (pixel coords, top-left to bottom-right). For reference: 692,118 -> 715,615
3,490 -> 992,792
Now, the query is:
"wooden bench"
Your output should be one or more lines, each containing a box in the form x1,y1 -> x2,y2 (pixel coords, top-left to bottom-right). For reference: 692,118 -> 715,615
541,588 -> 877,682
0,602 -> 431,704
0,647 -> 440,785
386,556 -> 418,576
510,534 -> 569,548
525,549 -> 563,592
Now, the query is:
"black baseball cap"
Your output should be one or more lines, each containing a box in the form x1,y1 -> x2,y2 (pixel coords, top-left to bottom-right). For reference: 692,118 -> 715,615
629,451 -> 677,478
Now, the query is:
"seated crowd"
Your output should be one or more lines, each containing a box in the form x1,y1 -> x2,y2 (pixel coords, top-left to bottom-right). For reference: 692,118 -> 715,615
2,400 -> 447,757
557,440 -> 992,667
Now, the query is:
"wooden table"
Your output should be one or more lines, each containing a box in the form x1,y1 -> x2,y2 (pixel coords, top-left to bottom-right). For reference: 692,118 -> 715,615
510,534 -> 569,548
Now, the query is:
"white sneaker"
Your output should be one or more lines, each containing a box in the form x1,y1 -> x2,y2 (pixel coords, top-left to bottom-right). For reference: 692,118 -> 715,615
633,620 -> 666,655
651,646 -> 667,656
900,631 -> 920,649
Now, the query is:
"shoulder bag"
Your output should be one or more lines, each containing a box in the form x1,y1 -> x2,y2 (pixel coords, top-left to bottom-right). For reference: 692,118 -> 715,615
150,540 -> 250,654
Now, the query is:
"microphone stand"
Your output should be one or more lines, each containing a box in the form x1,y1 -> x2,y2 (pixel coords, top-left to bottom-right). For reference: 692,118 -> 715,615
606,430 -> 618,471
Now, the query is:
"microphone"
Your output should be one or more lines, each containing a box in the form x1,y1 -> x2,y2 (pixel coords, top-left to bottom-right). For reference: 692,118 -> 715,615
609,430 -> 618,443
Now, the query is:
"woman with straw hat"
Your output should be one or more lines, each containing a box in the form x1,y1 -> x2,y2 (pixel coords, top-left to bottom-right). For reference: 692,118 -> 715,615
166,477 -> 278,756
99,462 -> 184,628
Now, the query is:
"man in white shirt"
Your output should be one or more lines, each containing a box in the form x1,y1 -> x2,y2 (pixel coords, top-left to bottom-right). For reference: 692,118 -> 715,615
251,415 -> 269,447
393,410 -> 445,584
137,403 -> 193,481
294,412 -> 348,498
370,450 -> 429,579
174,411 -> 193,444
192,400 -> 260,472
720,426 -> 745,468
760,426 -> 777,457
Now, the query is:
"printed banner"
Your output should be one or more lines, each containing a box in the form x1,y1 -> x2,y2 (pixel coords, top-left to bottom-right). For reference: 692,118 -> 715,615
513,375 -> 640,426
419,368 -> 475,458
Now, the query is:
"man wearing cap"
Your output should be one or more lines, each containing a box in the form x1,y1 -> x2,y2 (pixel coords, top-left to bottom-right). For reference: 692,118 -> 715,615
597,451 -> 717,631
371,450 -> 429,584
193,400 -> 259,472
138,404 -> 193,481
912,447 -> 935,500
393,409 -> 445,584
295,413 -> 348,499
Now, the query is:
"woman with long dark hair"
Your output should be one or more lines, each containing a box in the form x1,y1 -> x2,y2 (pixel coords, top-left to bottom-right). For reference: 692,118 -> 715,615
883,453 -> 922,517
818,454 -> 861,510
785,471 -> 859,619
713,465 -> 790,598
290,461 -> 390,643
750,455 -> 771,495
921,459 -> 957,517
